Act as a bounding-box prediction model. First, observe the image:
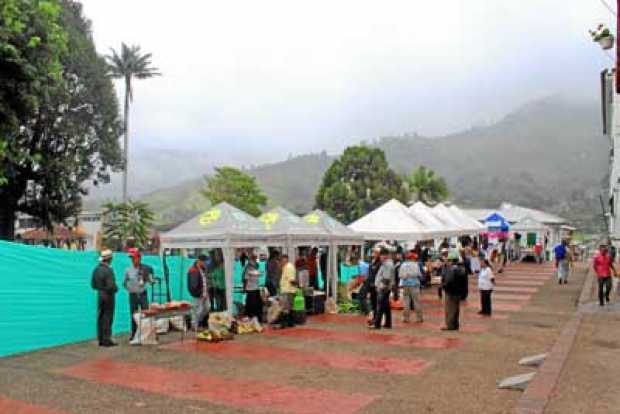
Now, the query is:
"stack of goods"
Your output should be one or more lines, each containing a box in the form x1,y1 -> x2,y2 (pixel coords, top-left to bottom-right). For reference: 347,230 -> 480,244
196,312 -> 235,343
234,317 -> 264,335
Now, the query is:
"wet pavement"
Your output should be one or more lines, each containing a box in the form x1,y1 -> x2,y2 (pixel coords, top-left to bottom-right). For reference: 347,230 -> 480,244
0,262 -> 587,414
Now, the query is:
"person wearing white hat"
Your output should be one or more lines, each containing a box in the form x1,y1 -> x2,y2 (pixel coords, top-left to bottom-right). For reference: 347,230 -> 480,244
91,249 -> 118,347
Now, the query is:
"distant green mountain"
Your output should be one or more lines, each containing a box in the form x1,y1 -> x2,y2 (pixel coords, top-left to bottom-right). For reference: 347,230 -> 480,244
141,95 -> 607,231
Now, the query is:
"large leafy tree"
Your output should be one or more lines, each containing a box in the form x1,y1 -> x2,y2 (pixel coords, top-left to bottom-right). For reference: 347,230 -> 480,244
0,0 -> 67,186
407,166 -> 449,205
102,200 -> 154,251
202,166 -> 268,217
106,43 -> 160,202
0,0 -> 123,240
315,146 -> 409,224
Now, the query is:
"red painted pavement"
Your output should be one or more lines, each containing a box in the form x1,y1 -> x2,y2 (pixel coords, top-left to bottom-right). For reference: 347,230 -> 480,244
265,327 -> 463,349
166,340 -> 430,376
0,398 -> 71,414
310,314 -> 487,333
59,359 -> 377,414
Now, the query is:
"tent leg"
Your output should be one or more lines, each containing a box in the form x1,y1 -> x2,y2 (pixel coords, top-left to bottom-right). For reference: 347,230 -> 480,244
223,246 -> 235,317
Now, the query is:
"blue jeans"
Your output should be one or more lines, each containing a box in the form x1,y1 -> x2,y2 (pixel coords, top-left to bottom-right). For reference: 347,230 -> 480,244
129,292 -> 148,337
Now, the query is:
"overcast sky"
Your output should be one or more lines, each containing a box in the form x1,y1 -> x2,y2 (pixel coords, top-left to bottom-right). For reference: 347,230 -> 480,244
80,0 -> 613,164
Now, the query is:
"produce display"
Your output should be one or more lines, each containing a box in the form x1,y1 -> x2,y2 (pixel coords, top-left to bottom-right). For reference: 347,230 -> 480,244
196,328 -> 234,342
142,301 -> 191,316
338,301 -> 360,314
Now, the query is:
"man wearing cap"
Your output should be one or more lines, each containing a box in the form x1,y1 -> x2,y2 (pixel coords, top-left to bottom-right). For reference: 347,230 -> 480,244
441,251 -> 466,331
123,248 -> 153,339
370,248 -> 395,330
187,255 -> 210,330
400,251 -> 423,323
91,250 -> 118,347
593,244 -> 616,306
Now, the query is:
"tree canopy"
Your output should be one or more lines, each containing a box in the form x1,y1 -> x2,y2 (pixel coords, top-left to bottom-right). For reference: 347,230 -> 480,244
0,0 -> 68,185
407,165 -> 449,205
315,146 -> 409,224
0,0 -> 123,239
201,167 -> 268,217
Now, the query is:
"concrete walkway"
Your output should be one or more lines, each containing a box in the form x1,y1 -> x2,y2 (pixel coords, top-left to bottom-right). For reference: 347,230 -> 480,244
0,262 -> 588,414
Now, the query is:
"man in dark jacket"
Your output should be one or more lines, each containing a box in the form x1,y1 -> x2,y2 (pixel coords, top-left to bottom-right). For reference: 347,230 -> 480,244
441,252 -> 467,331
91,250 -> 118,347
360,247 -> 381,323
266,250 -> 281,297
187,255 -> 210,330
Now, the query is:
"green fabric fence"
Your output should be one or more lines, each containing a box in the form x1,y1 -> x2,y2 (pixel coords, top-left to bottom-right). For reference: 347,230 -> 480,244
0,241 -> 192,358
0,241 -> 357,358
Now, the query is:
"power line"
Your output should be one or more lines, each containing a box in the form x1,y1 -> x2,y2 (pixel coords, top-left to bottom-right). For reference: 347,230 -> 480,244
600,0 -> 617,16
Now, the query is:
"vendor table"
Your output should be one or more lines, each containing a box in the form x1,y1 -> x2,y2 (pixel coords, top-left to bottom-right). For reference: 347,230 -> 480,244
137,308 -> 192,345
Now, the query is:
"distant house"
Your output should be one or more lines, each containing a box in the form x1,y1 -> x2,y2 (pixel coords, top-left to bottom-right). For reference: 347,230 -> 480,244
14,210 -> 103,251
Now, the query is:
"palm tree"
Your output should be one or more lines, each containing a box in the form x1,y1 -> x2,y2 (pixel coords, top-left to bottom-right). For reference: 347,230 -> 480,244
106,43 -> 160,201
407,166 -> 449,206
102,200 -> 155,250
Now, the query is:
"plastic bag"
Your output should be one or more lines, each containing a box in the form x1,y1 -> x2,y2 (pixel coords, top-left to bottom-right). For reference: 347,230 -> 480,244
130,313 -> 158,345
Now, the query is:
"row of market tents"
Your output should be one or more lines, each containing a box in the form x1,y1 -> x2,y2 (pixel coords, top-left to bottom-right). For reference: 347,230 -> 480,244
161,199 -> 559,313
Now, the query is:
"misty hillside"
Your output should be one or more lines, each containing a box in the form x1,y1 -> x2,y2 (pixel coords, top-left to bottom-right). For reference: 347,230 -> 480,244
83,149 -> 214,208
138,95 -> 607,230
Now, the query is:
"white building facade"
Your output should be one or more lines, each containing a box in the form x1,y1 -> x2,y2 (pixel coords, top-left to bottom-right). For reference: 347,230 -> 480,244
602,70 -> 620,240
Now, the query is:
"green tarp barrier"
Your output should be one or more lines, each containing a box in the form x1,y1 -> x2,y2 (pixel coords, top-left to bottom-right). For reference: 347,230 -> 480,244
0,241 -> 191,358
0,241 -> 349,358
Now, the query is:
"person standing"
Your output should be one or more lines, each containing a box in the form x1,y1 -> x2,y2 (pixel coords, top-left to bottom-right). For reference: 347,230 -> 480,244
392,251 -> 403,301
266,251 -> 282,297
554,239 -> 570,285
400,251 -> 423,323
370,248 -> 395,330
91,250 -> 118,347
211,252 -> 226,311
307,247 -> 319,290
470,243 -> 481,277
187,255 -> 210,330
123,248 -> 152,340
441,252 -> 466,331
363,248 -> 381,325
280,255 -> 298,327
593,244 -> 616,306
478,259 -> 495,316
355,253 -> 370,315
243,252 -> 263,321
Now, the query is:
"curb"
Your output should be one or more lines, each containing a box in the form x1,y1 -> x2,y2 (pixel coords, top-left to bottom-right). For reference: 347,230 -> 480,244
513,265 -> 592,414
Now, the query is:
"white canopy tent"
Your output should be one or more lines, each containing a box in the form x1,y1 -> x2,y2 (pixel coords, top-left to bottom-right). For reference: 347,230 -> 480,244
408,202 -> 457,238
431,204 -> 477,235
258,206 -> 332,260
160,202 -> 286,316
348,199 -> 432,241
448,205 -> 485,233
302,210 -> 364,298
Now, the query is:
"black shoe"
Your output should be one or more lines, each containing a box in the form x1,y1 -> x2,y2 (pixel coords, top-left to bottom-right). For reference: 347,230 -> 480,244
600,302 -> 605,307
383,325 -> 392,329
558,280 -> 562,285
100,342 -> 117,347
606,296 -> 611,303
